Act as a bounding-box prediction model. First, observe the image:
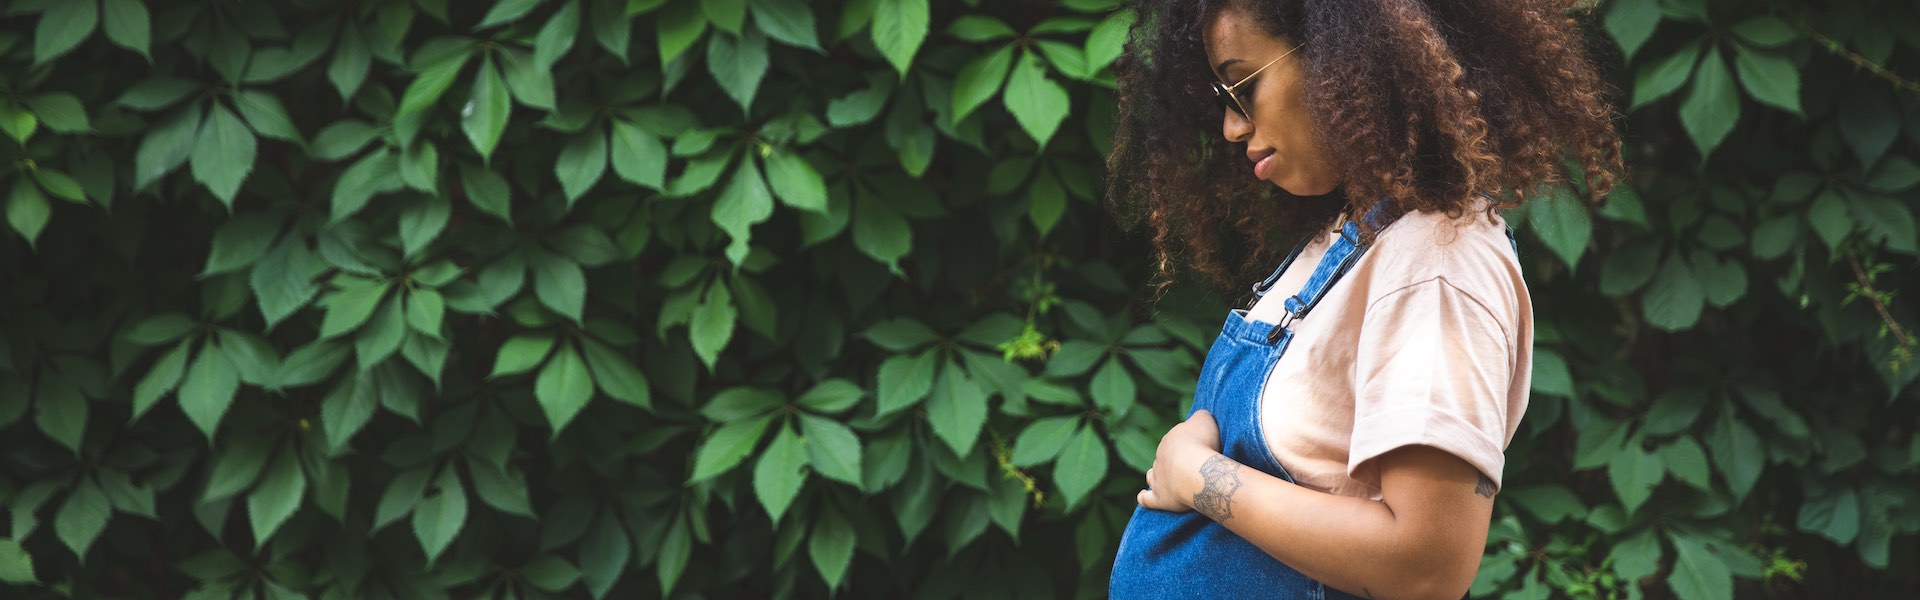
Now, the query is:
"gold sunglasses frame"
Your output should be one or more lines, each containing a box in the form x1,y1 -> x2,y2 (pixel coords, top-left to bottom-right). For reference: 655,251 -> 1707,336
1210,43 -> 1306,125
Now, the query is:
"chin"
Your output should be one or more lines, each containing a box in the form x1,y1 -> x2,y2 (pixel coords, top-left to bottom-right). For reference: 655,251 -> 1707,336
1276,178 -> 1340,198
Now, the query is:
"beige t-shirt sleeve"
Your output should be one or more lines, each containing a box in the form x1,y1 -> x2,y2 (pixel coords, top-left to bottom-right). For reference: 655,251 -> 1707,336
1346,276 -> 1516,492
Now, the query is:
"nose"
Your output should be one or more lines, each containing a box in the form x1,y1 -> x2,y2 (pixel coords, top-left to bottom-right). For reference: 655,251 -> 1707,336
1221,107 -> 1253,143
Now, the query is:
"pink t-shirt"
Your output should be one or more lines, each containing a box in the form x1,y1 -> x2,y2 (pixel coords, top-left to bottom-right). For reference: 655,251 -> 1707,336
1246,205 -> 1532,500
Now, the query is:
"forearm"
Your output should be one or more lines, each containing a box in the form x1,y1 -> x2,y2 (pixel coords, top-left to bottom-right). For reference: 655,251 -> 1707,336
1180,451 -> 1484,600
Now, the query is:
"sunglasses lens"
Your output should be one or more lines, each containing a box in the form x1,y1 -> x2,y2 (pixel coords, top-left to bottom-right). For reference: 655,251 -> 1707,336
1211,83 -> 1247,119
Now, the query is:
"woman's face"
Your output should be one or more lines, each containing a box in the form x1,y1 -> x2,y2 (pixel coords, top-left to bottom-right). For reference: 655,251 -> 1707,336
1203,9 -> 1342,196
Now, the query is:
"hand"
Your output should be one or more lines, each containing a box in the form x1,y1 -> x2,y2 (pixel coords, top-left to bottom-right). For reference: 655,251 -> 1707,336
1136,409 -> 1225,512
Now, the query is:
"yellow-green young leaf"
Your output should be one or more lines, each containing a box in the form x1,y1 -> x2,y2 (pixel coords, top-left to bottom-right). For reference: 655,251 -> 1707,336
763,150 -> 827,213
798,413 -> 861,486
25,93 -> 89,133
321,374 -> 376,455
1679,47 -> 1738,160
188,104 -> 257,207
1084,9 -> 1134,71
492,334 -> 556,377
462,56 -> 511,162
412,468 -> 467,566
580,338 -> 650,409
132,340 -> 192,423
530,251 -> 587,323
535,344 -> 594,435
1666,533 -> 1734,600
688,413 -> 774,482
246,447 -> 305,547
749,0 -> 819,50
808,506 -> 855,590
0,103 -> 36,145
35,376 -> 87,454
703,0 -> 746,34
579,511 -> 630,598
1003,50 -> 1070,148
871,0 -> 927,77
1089,357 -> 1136,413
951,44 -> 1013,123
655,0 -> 706,66
1642,253 -> 1704,332
0,538 -> 35,583
178,343 -> 240,442
1053,423 -> 1108,509
706,29 -> 769,115
533,1 -> 579,73
926,362 -> 988,456
689,284 -> 737,370
34,0 -> 97,64
55,480 -> 109,560
7,179 -> 51,246
610,120 -> 667,191
752,424 -> 808,523
1010,415 -> 1080,467
1525,183 -> 1592,271
554,128 -> 607,205
874,349 -> 936,417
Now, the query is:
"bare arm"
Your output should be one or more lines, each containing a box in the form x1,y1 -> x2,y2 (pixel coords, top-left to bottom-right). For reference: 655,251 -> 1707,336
1139,412 -> 1493,600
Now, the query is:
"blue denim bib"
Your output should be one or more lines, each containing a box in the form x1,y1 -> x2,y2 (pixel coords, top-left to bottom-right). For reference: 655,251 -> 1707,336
1109,212 -> 1516,599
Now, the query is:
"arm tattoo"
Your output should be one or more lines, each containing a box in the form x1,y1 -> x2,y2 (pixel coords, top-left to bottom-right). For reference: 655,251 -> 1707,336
1191,455 -> 1244,522
1475,474 -> 1496,498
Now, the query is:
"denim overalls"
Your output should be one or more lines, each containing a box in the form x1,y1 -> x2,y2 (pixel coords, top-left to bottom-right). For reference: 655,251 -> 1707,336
1109,210 -> 1516,599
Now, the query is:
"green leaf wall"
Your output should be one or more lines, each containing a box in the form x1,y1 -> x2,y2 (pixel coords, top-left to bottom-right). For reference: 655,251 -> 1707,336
0,0 -> 1916,597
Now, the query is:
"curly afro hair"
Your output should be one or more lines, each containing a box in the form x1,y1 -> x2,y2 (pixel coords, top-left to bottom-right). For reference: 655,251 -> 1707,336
1106,0 -> 1623,293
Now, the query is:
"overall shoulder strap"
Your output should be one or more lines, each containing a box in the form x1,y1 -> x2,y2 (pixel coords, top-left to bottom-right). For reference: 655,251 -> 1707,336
1265,201 -> 1398,342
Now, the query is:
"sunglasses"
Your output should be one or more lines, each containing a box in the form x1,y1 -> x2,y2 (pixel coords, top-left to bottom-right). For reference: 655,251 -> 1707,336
1209,43 -> 1306,124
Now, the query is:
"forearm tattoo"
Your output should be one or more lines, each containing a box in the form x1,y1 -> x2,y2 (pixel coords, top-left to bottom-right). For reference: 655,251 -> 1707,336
1192,454 -> 1245,522
1475,474 -> 1496,498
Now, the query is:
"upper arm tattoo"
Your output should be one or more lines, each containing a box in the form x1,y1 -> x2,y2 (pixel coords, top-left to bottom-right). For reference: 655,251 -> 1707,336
1475,473 -> 1496,498
1192,455 -> 1245,522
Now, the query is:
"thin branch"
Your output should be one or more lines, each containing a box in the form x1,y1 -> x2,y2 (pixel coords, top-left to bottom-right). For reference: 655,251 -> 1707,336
1845,252 -> 1912,349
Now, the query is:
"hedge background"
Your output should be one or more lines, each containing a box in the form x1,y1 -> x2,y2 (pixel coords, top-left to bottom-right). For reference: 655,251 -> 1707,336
0,0 -> 1914,597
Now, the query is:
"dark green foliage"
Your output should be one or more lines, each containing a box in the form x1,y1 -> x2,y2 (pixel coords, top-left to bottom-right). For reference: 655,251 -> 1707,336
0,0 -> 1915,598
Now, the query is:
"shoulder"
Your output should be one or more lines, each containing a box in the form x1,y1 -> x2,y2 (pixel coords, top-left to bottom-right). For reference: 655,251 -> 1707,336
1356,204 -> 1528,324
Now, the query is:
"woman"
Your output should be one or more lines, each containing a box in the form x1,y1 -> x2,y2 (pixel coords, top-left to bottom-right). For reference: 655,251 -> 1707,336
1104,0 -> 1621,598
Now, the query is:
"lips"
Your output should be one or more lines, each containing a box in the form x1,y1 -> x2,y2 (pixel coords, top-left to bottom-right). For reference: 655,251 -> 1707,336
1248,150 -> 1276,180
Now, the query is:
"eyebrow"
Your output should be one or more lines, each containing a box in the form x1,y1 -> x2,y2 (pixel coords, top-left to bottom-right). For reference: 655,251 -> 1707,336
1214,58 -> 1243,80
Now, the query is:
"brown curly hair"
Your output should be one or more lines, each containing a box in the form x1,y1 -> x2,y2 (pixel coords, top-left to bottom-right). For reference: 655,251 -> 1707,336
1106,0 -> 1622,292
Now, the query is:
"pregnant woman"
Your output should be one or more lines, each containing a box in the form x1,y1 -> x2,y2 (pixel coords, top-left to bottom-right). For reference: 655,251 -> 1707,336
1104,0 -> 1621,598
